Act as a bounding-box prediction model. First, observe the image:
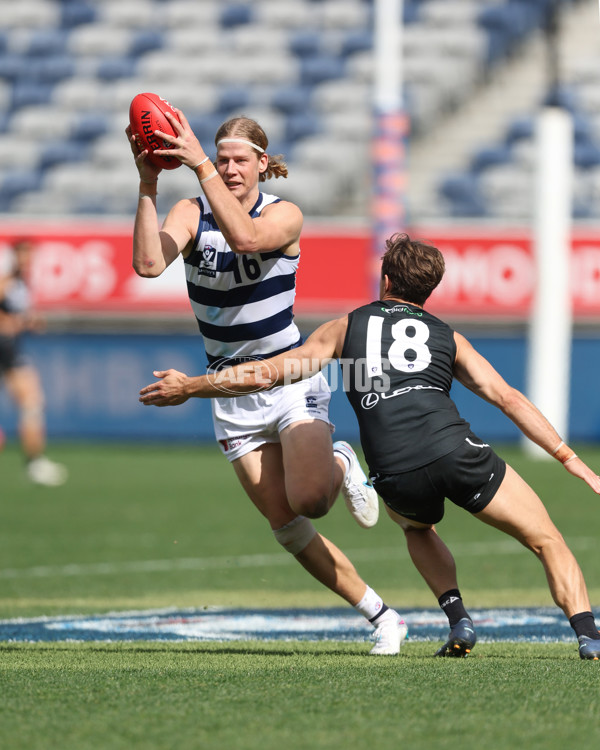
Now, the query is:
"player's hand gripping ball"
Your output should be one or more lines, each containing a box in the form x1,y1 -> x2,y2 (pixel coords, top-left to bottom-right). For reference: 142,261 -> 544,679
129,92 -> 182,170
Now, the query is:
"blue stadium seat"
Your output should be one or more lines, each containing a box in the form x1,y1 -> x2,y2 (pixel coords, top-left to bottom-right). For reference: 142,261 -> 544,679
341,29 -> 372,58
71,112 -> 109,143
0,54 -> 29,82
285,112 -> 322,142
220,4 -> 254,28
218,86 -> 251,114
186,113 -> 229,144
1,169 -> 43,202
60,1 -> 97,29
403,0 -> 422,25
574,143 -> 600,170
271,85 -> 312,115
505,116 -> 534,146
129,30 -> 165,58
39,141 -> 89,171
11,82 -> 54,110
23,56 -> 76,84
27,29 -> 71,58
289,30 -> 322,58
439,173 -> 488,217
96,57 -> 137,81
299,55 -> 346,85
477,4 -> 517,63
470,145 -> 513,174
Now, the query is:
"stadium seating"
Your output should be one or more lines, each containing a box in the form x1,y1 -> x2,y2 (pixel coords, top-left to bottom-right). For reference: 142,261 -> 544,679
0,0 -> 592,218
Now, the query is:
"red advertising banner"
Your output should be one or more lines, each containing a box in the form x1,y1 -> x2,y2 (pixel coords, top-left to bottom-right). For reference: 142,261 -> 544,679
1,221 -> 600,319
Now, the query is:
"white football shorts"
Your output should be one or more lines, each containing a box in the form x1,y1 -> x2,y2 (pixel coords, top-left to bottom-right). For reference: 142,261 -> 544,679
212,371 -> 332,462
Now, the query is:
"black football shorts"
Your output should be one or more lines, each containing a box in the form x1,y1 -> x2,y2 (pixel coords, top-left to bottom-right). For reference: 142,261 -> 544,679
371,431 -> 506,525
0,335 -> 27,375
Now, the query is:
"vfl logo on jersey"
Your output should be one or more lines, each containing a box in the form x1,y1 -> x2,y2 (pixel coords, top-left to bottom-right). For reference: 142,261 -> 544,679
305,395 -> 319,410
198,244 -> 217,278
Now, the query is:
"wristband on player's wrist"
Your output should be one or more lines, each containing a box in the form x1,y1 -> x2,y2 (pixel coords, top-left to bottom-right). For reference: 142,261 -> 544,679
553,441 -> 577,464
191,156 -> 210,171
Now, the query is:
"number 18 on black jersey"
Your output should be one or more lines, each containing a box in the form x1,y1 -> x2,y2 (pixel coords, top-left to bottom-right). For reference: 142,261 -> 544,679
340,300 -> 470,475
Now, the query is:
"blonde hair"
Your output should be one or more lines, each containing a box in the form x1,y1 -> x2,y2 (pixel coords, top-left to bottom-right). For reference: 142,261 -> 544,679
215,117 -> 288,181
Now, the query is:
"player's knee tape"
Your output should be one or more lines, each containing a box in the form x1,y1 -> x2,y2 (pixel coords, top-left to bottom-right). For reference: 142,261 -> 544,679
273,516 -> 317,556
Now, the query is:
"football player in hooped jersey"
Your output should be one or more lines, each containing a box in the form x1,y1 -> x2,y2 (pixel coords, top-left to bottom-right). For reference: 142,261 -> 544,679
127,110 -> 408,655
140,233 -> 600,660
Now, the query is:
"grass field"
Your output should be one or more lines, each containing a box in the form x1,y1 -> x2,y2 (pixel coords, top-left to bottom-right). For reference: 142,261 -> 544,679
1,441 -> 600,749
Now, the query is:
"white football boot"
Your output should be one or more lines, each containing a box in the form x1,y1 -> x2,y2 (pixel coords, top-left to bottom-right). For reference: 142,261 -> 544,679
369,609 -> 408,655
333,441 -> 379,528
27,456 -> 68,486
369,609 -> 408,656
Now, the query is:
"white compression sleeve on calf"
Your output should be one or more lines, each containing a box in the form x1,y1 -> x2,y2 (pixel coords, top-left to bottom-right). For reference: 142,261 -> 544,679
273,516 -> 317,555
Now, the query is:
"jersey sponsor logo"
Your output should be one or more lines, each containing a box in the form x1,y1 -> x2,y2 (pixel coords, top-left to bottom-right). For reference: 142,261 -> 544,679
361,393 -> 380,409
219,434 -> 252,452
360,384 -> 444,410
381,305 -> 423,317
198,244 -> 217,278
305,395 -> 319,410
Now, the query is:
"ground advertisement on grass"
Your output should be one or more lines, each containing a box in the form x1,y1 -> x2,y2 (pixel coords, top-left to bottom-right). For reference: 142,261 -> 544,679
0,607 -> 575,643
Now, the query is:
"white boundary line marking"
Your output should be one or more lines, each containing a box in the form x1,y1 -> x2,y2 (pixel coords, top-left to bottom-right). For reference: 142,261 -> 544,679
0,537 -> 596,580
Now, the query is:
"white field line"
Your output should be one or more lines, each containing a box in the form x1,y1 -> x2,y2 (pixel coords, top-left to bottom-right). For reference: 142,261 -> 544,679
0,537 -> 596,580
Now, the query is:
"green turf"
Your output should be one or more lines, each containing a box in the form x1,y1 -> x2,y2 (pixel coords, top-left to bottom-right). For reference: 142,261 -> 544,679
1,442 -> 600,616
1,441 -> 600,750
1,641 -> 599,750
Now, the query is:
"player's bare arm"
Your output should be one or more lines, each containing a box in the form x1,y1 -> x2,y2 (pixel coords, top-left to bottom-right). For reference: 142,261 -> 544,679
138,316 -> 348,406
132,198 -> 199,277
453,332 -> 600,492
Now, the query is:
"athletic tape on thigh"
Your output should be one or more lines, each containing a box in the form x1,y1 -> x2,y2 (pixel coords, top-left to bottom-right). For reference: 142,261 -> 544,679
273,516 -> 317,555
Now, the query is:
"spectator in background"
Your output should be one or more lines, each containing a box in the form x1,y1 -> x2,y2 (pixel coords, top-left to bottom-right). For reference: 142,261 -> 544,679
0,239 -> 67,486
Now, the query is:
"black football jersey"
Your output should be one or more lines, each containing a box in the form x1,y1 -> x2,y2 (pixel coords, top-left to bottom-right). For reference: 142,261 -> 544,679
340,300 -> 470,474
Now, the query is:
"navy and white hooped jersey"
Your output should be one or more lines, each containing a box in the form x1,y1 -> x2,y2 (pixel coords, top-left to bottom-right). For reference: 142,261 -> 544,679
184,192 -> 302,368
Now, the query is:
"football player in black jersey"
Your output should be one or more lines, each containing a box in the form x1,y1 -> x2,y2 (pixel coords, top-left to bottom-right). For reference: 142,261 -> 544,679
0,239 -> 67,486
139,233 -> 600,660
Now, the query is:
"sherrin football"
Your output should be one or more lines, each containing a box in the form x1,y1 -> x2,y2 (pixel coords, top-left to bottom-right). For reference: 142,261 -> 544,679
129,92 -> 182,170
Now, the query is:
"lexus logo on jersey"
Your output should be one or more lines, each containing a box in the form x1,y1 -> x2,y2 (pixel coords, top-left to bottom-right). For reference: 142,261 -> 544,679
361,393 -> 380,410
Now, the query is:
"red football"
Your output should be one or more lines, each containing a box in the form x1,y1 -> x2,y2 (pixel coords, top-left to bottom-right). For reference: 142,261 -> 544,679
129,92 -> 182,170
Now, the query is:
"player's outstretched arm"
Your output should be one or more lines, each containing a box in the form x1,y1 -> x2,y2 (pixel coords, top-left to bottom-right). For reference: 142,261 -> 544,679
453,332 -> 600,494
138,317 -> 347,406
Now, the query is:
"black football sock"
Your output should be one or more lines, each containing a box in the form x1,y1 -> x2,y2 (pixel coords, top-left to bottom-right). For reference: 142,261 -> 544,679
569,611 -> 600,640
438,589 -> 470,628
